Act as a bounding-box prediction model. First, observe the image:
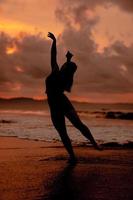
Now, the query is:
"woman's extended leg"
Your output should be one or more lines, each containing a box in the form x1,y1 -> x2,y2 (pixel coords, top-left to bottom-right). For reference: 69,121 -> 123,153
51,111 -> 77,161
65,109 -> 101,150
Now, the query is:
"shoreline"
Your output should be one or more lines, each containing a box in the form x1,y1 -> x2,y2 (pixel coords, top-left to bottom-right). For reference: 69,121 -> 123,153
0,136 -> 133,200
0,135 -> 133,149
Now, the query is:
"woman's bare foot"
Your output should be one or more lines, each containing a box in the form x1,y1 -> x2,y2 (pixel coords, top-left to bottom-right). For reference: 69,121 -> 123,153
68,156 -> 77,165
94,144 -> 103,151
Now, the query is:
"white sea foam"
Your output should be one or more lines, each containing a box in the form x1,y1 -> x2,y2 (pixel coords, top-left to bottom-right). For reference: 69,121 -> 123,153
0,106 -> 133,144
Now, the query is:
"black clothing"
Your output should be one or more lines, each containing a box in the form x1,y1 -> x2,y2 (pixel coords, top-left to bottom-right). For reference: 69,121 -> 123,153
46,61 -> 77,94
45,69 -> 75,115
45,36 -> 99,157
45,70 -> 63,95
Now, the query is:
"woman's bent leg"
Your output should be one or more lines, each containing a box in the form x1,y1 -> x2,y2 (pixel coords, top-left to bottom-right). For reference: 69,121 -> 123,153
51,111 -> 76,160
66,109 -> 100,149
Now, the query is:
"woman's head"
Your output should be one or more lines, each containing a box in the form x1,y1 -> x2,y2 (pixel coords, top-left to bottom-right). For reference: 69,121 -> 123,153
66,51 -> 73,61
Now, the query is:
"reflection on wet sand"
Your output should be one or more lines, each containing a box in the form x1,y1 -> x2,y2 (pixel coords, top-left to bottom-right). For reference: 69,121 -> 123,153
42,163 -> 76,200
41,157 -> 133,200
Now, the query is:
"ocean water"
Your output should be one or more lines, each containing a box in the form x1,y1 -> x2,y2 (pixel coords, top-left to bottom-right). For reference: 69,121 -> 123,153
0,102 -> 133,145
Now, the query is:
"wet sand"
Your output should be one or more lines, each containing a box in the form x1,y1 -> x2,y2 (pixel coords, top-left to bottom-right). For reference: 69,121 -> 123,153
0,136 -> 133,200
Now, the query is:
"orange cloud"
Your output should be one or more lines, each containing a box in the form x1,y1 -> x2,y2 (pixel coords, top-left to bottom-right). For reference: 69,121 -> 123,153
15,66 -> 24,73
6,45 -> 17,54
0,19 -> 38,35
0,0 -> 133,102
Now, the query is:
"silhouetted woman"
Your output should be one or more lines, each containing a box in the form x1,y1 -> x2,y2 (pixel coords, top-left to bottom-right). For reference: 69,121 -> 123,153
46,32 -> 101,163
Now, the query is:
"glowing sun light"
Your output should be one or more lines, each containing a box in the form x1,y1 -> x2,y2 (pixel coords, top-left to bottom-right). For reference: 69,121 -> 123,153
6,46 -> 17,54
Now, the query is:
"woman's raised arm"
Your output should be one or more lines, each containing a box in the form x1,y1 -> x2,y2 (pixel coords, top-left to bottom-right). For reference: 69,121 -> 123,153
48,32 -> 59,72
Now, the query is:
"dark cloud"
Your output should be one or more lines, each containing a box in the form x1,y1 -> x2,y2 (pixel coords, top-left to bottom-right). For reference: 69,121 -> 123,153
0,0 -> 133,100
0,32 -> 50,98
113,0 -> 133,12
57,0 -> 133,14
55,0 -> 133,97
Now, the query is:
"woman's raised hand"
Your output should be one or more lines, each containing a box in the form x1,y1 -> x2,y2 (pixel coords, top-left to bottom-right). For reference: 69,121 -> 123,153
48,32 -> 56,41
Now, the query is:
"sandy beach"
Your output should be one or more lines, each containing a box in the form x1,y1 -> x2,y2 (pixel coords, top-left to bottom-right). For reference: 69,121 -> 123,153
0,136 -> 133,200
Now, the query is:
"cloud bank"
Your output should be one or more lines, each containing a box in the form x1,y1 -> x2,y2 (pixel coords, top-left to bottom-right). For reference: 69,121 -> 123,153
0,32 -> 50,98
0,0 -> 133,102
55,0 -> 133,100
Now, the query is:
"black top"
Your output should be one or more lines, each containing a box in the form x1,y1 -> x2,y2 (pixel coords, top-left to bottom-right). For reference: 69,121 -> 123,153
45,70 -> 63,96
45,61 -> 77,96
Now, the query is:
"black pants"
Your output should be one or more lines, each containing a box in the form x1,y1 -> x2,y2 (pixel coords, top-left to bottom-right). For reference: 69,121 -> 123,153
48,94 -> 96,149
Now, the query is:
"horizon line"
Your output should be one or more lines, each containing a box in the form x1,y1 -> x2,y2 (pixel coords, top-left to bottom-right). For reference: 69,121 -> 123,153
0,97 -> 133,104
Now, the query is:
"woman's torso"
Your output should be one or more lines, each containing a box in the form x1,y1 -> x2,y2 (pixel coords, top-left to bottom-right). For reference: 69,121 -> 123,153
45,70 -> 63,96
45,71 -> 74,112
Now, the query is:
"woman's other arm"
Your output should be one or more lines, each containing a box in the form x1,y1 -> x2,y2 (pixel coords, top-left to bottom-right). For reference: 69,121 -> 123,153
48,32 -> 59,72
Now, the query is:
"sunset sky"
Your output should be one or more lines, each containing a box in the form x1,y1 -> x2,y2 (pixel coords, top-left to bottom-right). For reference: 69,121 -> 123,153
0,0 -> 133,102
